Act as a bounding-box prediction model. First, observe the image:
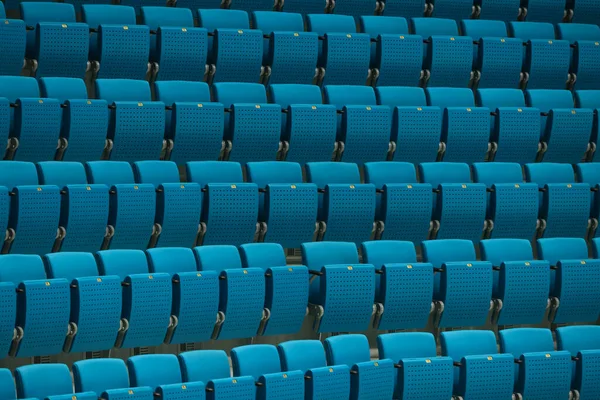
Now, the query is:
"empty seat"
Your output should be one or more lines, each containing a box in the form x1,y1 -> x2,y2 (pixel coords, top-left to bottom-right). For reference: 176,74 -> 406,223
526,89 -> 593,162
96,249 -> 172,348
412,18 -> 473,87
44,252 -> 121,353
462,20 -> 523,88
472,162 -> 539,239
538,237 -> 600,323
16,364 -> 96,399
194,245 -> 265,340
128,354 -> 205,399
141,7 -> 208,82
525,163 -> 590,238
178,350 -> 255,398
523,0 -> 566,22
480,239 -> 550,325
213,82 -> 281,163
133,160 -> 201,248
476,88 -> 541,163
426,88 -> 491,163
306,162 -> 376,244
359,16 -> 423,87
478,0 -> 520,23
556,325 -> 600,399
362,240 -> 434,330
378,332 -> 453,399
499,328 -> 572,400
0,161 -> 60,255
422,239 -> 493,327
324,334 -> 394,400
199,10 -> 263,83
575,90 -> 600,155
20,3 -> 88,78
431,0 -> 475,19
0,369 -> 16,399
253,11 -> 319,85
0,15 -> 26,77
95,79 -> 165,162
331,0 -> 377,17
382,0 -> 427,17
572,0 -> 600,24
186,161 -> 259,246
231,344 -> 304,400
38,161 -> 109,252
419,162 -> 486,242
39,77 -> 109,162
86,161 -> 156,249
246,162 -> 318,247
146,247 -> 218,344
301,241 -> 376,333
278,340 -> 351,400
364,162 -> 432,244
440,330 -> 514,399
576,162 -> 600,222
73,358 -> 147,398
0,255 -> 69,358
240,243 -> 309,336
154,81 -> 221,164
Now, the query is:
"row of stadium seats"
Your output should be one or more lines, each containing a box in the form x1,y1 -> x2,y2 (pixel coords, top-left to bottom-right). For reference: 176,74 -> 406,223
1,159 -> 599,254
2,326 -> 600,400
0,237 -> 599,359
2,77 -> 599,165
2,4 -> 600,89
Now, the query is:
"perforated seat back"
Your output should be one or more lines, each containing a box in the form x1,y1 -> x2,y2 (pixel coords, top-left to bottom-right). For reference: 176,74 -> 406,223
576,162 -> 600,218
383,0 -> 426,17
140,6 -> 195,63
15,364 -> 74,399
252,11 -> 304,62
34,22 -> 89,79
73,359 -> 131,395
0,19 -> 26,77
20,3 -> 76,59
359,16 -> 409,66
524,0 -> 566,23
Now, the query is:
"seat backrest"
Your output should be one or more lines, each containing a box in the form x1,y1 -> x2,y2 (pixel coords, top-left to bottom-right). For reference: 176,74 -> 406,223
426,87 -> 475,108
37,161 -> 88,188
212,82 -> 267,107
268,84 -> 323,109
461,19 -> 508,38
480,239 -> 534,265
239,243 -> 286,271
509,21 -> 555,40
0,368 -> 15,400
575,89 -> 600,109
324,334 -> 371,366
419,162 -> 471,187
133,160 -> 180,187
231,344 -> 282,378
20,2 -> 76,23
361,240 -> 418,269
499,327 -> 555,356
194,245 -> 242,273
86,161 -> 135,185
472,162 -> 523,186
411,17 -> 458,36
128,354 -> 183,387
306,14 -> 356,34
95,249 -> 149,280
556,325 -> 600,353
537,237 -> 589,265
324,85 -> 377,108
39,78 -> 88,103
141,6 -> 194,28
73,359 -> 131,395
422,239 -> 476,267
146,247 -> 198,275
378,332 -> 437,360
557,23 -> 600,42
82,4 -> 136,27
0,76 -> 40,103
364,162 -> 418,188
524,163 -> 575,186
15,364 -> 73,399
186,161 -> 244,186
526,89 -> 574,112
359,16 -> 409,35
155,81 -> 211,105
301,241 -> 360,269
577,163 -> 600,186
0,161 -> 38,190
476,88 -> 526,109
440,330 -> 498,359
198,9 -> 250,30
278,340 -> 328,371
0,254 -> 46,285
246,161 -> 303,187
44,252 -> 100,280
376,87 -> 427,107
95,79 -> 152,103
179,350 -> 232,382
305,162 -> 361,187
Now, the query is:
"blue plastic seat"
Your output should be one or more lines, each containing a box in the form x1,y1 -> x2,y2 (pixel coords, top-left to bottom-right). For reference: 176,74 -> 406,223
154,81 -> 221,164
128,354 -> 206,399
476,88 -> 540,163
240,243 -> 309,336
431,0 -> 475,19
83,5 -> 150,80
556,325 -> 600,400
482,0 -> 522,24
330,0 -> 377,17
572,0 -> 600,24
0,369 -> 16,399
362,240 -> 434,330
523,0 -> 566,23
15,364 -> 97,400
0,16 -> 26,77
472,162 -> 539,239
576,162 -> 600,221
73,358 -> 149,398
0,276 -> 13,359
376,87 -> 442,163
0,161 -> 60,255
440,330 -> 514,399
213,82 -> 280,163
86,161 -> 156,249
146,247 -> 218,344
178,350 -> 256,398
186,161 -> 259,246
39,77 -> 109,162
141,7 -> 207,82
95,79 -> 165,162
426,88 -> 491,163
0,255 -> 69,358
194,245 -> 265,340
364,162 -> 432,243
37,161 -> 109,252
382,0 -> 426,18
422,239 -> 492,327
525,163 -> 590,238
499,328 -> 572,400
133,160 -> 201,248
419,162 -> 486,242
231,344 -> 304,400
538,237 -> 600,323
574,90 -> 600,152
378,332 -> 453,400
95,249 -> 172,349
480,239 -> 550,325
44,252 -> 121,354
246,162 -> 317,248
306,162 -> 376,244
301,241 -> 376,333
324,334 -> 394,400
359,16 -> 408,65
